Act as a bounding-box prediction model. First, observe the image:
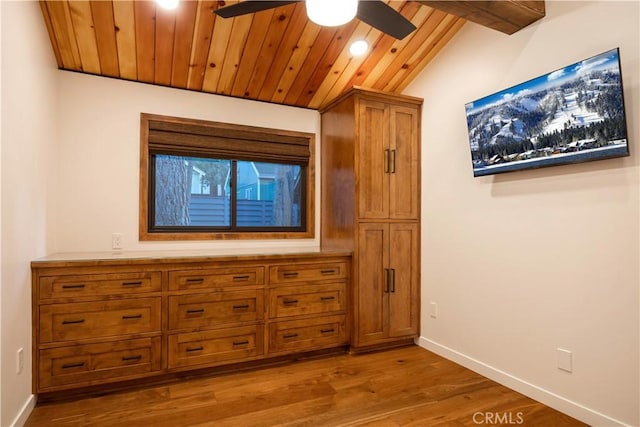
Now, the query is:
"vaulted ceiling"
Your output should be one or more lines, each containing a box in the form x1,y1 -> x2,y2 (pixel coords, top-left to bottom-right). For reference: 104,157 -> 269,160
39,1 -> 545,110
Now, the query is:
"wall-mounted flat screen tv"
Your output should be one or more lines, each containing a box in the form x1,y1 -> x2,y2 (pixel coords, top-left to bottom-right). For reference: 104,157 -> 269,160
465,48 -> 629,177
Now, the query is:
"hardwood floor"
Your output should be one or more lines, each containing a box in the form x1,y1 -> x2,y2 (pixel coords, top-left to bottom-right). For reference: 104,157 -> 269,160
25,345 -> 586,426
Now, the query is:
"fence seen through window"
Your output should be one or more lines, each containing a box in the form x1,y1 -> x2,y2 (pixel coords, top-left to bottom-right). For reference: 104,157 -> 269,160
152,155 -> 303,230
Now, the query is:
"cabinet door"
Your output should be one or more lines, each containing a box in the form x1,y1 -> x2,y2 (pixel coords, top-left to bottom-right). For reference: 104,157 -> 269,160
389,105 -> 420,220
356,223 -> 389,344
357,100 -> 389,219
388,223 -> 419,338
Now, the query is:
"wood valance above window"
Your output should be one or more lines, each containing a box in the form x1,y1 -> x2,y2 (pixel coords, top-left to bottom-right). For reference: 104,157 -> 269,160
146,116 -> 311,164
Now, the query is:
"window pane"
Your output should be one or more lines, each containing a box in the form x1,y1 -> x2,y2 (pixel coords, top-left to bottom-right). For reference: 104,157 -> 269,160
236,161 -> 302,227
154,155 -> 231,227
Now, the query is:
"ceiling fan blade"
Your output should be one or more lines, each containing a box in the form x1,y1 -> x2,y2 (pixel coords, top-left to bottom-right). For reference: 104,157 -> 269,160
214,1 -> 299,19
356,1 -> 416,40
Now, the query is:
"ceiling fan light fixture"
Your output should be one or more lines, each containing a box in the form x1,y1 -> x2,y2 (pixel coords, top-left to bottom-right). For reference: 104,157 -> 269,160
305,0 -> 358,27
156,0 -> 179,10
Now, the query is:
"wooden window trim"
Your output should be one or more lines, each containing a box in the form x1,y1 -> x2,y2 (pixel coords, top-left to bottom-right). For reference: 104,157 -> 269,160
139,113 -> 315,241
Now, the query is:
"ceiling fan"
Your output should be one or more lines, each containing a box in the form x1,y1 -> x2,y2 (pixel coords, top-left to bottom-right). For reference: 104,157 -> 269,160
213,0 -> 417,40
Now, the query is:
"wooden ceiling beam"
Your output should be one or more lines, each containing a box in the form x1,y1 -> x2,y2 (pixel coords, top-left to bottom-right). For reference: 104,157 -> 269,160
417,1 -> 545,35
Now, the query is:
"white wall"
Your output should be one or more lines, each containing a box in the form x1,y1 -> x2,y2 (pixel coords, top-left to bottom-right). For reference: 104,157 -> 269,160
1,1 -> 58,425
405,1 -> 639,426
1,3 -> 4,423
53,73 -> 320,254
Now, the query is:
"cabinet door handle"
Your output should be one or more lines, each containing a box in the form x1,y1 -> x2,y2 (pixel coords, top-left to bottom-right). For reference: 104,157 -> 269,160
62,362 -> 85,369
232,275 -> 250,281
390,268 -> 396,293
122,281 -> 143,287
283,333 -> 298,339
233,340 -> 249,346
320,269 -> 336,275
320,328 -> 335,334
384,268 -> 390,293
186,346 -> 204,353
390,149 -> 396,173
384,149 -> 390,173
122,355 -> 142,362
186,308 -> 205,315
283,299 -> 298,305
61,284 -> 85,289
185,278 -> 204,284
62,319 -> 85,325
283,272 -> 299,278
122,314 -> 142,320
320,296 -> 335,302
233,304 -> 250,310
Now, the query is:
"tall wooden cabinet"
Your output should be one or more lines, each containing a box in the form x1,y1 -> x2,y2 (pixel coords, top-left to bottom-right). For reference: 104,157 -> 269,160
320,88 -> 422,351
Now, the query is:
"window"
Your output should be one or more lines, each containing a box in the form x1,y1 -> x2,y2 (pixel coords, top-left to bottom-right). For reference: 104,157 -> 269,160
140,114 -> 315,240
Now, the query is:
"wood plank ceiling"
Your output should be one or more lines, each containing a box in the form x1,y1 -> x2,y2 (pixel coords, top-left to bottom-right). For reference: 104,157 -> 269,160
39,1 -> 544,110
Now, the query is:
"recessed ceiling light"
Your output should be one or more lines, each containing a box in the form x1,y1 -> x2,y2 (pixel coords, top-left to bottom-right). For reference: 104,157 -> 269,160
350,39 -> 369,56
156,0 -> 179,10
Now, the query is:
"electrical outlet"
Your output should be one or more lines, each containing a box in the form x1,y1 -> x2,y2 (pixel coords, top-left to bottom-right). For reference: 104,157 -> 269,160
112,233 -> 123,250
429,302 -> 438,319
16,348 -> 24,374
557,348 -> 572,372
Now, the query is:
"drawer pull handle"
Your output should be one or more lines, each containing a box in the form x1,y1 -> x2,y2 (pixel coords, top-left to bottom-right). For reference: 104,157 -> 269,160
186,346 -> 204,353
186,308 -> 205,314
185,278 -> 204,284
321,328 -> 335,334
233,275 -> 251,281
122,314 -> 142,320
62,362 -> 85,369
62,319 -> 85,325
233,340 -> 249,346
283,333 -> 298,339
283,272 -> 298,278
122,355 -> 142,362
320,296 -> 335,301
61,284 -> 85,289
321,269 -> 337,275
233,304 -> 250,310
122,281 -> 143,287
283,299 -> 298,305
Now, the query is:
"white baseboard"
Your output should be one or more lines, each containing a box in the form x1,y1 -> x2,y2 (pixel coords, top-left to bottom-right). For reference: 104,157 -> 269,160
417,337 -> 629,427
10,394 -> 35,427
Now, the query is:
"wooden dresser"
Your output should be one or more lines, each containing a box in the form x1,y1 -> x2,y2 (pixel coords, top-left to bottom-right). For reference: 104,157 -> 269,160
32,251 -> 351,396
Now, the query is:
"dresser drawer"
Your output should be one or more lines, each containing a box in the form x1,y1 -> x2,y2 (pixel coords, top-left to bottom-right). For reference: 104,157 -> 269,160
169,266 -> 264,290
168,290 -> 264,330
39,298 -> 161,343
269,283 -> 347,319
270,262 -> 348,284
269,315 -> 347,353
38,337 -> 161,390
39,271 -> 161,299
168,325 -> 264,368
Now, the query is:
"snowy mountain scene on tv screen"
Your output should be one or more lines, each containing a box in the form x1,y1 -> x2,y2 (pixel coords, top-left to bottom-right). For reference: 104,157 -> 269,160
465,48 -> 629,177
